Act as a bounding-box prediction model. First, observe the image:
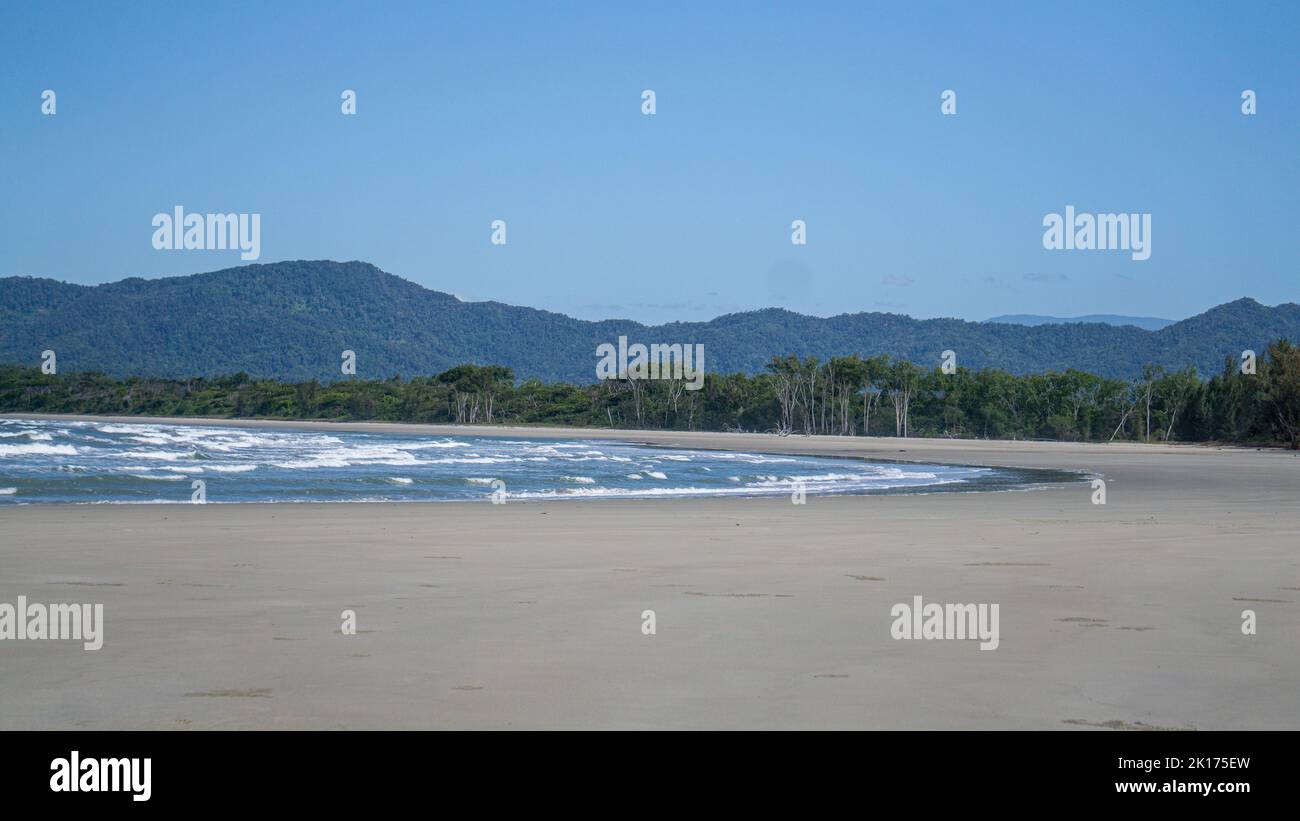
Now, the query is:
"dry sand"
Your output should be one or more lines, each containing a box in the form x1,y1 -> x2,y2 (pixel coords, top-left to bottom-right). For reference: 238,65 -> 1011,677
2,414 -> 1298,729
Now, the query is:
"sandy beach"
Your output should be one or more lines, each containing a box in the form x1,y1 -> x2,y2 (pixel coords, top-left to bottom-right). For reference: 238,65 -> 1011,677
2,413 -> 1298,730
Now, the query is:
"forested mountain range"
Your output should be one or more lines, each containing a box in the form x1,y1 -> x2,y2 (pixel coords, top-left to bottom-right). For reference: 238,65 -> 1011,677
984,313 -> 1174,331
1,260 -> 1295,382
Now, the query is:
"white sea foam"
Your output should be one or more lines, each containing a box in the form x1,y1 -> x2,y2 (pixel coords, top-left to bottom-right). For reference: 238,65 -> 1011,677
127,434 -> 176,445
766,472 -> 922,484
506,478 -> 964,500
115,449 -> 191,461
96,424 -> 149,434
0,443 -> 77,456
89,499 -> 185,504
272,458 -> 352,469
707,453 -> 798,463
0,419 -> 1008,504
393,440 -> 469,450
423,456 -> 508,465
0,431 -> 54,441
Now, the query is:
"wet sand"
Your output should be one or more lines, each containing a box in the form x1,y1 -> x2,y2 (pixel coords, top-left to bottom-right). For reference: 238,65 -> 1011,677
2,414 -> 1298,729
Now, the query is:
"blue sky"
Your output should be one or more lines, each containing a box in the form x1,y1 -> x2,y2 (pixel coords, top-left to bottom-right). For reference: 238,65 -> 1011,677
2,0 -> 1296,324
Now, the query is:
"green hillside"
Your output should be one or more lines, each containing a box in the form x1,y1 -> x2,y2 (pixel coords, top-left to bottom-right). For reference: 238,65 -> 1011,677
1,260 -> 1296,382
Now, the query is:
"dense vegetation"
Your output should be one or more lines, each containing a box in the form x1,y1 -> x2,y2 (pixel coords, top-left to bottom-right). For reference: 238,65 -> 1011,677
4,340 -> 1298,447
3,260 -> 1299,382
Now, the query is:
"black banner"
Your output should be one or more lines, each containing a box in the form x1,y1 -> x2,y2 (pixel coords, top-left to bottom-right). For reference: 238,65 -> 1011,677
3,731 -> 1287,808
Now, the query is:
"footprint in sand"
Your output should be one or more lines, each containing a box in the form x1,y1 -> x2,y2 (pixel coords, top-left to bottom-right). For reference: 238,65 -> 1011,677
45,581 -> 125,587
1057,617 -> 1108,627
184,688 -> 272,698
684,592 -> 769,598
1063,718 -> 1194,731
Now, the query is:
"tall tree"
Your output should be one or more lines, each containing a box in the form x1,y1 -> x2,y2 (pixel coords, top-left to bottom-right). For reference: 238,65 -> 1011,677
1261,340 -> 1300,448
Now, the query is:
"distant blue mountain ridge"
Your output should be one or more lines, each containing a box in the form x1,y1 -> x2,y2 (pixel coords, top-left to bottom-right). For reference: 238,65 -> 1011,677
985,314 -> 1175,331
1,260 -> 1295,382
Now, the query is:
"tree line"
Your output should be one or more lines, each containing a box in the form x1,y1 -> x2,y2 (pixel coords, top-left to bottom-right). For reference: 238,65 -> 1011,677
2,340 -> 1297,447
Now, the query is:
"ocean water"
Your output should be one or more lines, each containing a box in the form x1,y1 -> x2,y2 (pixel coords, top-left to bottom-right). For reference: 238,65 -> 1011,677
0,419 -> 1071,504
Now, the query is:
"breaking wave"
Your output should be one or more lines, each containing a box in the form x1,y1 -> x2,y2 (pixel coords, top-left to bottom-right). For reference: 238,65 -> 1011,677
0,418 -> 1064,504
